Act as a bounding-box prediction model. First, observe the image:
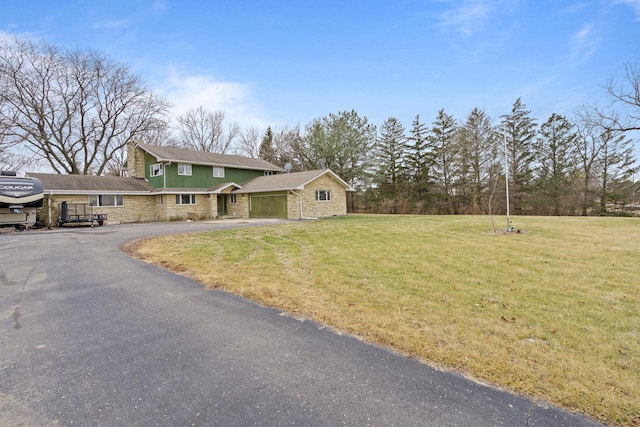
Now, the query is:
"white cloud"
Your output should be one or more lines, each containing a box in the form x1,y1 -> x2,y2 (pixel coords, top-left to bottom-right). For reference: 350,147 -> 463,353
152,0 -> 168,13
570,24 -> 597,61
93,18 -> 134,30
157,71 -> 269,130
438,0 -> 493,36
616,0 -> 640,21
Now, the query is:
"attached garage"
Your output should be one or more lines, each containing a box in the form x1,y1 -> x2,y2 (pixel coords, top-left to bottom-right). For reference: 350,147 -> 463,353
249,192 -> 288,219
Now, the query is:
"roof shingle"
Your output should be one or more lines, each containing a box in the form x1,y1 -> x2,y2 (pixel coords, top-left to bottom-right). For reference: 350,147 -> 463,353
137,143 -> 283,172
28,173 -> 155,193
235,169 -> 352,193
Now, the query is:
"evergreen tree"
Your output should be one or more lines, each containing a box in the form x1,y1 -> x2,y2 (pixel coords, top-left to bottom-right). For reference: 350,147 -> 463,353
406,114 -> 435,211
500,98 -> 538,214
534,113 -> 577,215
259,127 -> 276,163
302,110 -> 376,186
430,109 -> 460,214
458,108 -> 499,214
375,117 -> 407,212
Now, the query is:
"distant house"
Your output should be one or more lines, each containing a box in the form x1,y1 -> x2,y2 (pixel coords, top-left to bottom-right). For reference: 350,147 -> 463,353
29,142 -> 352,225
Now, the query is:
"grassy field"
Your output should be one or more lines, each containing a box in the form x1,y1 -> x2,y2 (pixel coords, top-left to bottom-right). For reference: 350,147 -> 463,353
123,215 -> 640,426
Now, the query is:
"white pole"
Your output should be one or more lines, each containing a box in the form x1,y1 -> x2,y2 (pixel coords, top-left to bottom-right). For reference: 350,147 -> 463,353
504,132 -> 511,232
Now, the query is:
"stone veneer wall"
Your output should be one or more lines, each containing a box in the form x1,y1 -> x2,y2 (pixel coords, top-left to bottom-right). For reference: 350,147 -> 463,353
44,194 -> 159,225
43,193 -> 225,226
227,193 -> 249,218
127,143 -> 147,178
293,174 -> 348,219
158,193 -> 217,221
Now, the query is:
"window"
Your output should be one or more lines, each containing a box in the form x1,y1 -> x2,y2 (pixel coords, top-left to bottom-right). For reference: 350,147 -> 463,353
213,167 -> 225,178
150,163 -> 163,177
230,194 -> 237,204
264,171 -> 275,176
89,194 -> 124,207
175,194 -> 196,205
178,163 -> 192,176
315,190 -> 331,202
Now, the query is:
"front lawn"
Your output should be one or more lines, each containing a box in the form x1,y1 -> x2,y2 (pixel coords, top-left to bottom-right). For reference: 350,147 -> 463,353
123,215 -> 640,426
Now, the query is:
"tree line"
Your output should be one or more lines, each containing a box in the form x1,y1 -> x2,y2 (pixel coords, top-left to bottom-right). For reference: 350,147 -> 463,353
1,35 -> 638,216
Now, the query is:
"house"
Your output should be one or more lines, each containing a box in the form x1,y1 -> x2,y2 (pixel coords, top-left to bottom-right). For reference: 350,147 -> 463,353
28,142 -> 352,225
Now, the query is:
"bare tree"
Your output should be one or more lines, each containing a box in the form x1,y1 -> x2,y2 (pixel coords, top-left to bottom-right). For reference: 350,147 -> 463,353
273,126 -> 303,169
0,36 -> 171,175
574,108 -> 608,216
237,126 -> 262,157
105,122 -> 177,177
602,62 -> 640,132
575,104 -> 638,215
176,106 -> 239,153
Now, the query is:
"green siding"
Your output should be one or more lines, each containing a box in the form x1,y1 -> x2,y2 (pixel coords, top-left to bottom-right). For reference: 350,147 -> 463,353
224,168 -> 265,185
165,163 -> 212,187
143,155 -> 267,189
145,153 -> 165,188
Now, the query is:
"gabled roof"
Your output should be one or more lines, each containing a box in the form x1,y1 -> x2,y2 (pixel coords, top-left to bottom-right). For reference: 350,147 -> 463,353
137,142 -> 283,172
208,182 -> 242,193
28,173 -> 155,194
234,169 -> 353,193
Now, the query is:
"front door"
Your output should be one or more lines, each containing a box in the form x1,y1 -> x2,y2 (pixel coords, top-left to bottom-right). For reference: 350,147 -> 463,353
217,194 -> 227,216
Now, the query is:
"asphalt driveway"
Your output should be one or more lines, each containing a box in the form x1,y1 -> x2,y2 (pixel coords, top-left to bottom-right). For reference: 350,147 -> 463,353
0,221 -> 602,426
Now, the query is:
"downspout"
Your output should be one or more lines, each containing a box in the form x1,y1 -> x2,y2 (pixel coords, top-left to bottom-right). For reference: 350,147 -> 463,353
163,162 -> 170,189
48,191 -> 53,227
290,190 -> 304,219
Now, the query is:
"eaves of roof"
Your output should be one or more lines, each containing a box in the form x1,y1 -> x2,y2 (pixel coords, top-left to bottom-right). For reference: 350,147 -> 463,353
137,142 -> 283,172
151,188 -> 210,194
232,169 -> 354,194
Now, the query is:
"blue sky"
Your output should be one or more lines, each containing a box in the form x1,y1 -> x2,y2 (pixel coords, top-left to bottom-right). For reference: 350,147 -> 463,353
1,0 -> 639,133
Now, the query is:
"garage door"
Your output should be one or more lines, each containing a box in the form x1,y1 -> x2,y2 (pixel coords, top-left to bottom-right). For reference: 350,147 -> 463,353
249,193 -> 288,219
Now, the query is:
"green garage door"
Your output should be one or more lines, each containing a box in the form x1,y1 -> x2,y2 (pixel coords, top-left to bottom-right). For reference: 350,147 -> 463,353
249,193 -> 288,218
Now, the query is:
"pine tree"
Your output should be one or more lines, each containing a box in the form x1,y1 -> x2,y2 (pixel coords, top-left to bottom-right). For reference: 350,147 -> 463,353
458,108 -> 500,214
375,117 -> 407,212
500,98 -> 538,214
430,109 -> 460,214
259,127 -> 276,164
406,115 -> 435,210
534,113 -> 577,215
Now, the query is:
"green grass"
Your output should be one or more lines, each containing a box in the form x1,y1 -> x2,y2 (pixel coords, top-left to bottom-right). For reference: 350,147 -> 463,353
123,215 -> 640,426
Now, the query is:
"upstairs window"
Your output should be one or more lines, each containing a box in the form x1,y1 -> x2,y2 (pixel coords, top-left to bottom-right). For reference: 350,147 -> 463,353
175,194 -> 196,205
213,167 -> 225,178
315,190 -> 331,202
150,163 -> 163,177
178,163 -> 192,176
